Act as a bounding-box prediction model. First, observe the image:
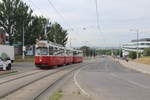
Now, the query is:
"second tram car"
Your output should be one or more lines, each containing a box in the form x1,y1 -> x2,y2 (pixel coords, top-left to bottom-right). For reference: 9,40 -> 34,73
73,50 -> 83,63
34,40 -> 83,68
65,48 -> 73,64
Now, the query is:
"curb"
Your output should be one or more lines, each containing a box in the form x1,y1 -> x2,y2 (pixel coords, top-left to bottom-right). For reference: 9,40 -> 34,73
119,60 -> 150,75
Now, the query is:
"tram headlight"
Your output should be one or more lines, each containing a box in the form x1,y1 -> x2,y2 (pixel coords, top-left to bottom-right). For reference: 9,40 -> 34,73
40,58 -> 42,62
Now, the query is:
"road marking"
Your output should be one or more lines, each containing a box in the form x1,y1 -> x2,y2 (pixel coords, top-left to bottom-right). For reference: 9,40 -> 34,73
74,66 -> 90,97
110,73 -> 149,89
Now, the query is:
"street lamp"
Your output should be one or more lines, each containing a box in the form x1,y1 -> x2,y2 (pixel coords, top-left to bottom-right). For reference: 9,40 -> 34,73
66,28 -> 74,48
68,37 -> 77,48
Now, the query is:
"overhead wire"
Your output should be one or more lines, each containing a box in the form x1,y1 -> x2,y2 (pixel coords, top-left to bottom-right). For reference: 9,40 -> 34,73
28,0 -> 51,19
46,0 -> 73,45
95,0 -> 101,30
28,0 -> 40,10
94,0 -> 106,46
47,0 -> 65,22
29,0 -> 70,41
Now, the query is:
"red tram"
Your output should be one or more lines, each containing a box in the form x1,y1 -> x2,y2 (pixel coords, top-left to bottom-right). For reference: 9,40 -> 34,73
34,40 -> 83,68
73,50 -> 83,63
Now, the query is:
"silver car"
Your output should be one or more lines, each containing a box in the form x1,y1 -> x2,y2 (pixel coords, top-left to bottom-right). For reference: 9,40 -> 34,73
0,57 -> 11,70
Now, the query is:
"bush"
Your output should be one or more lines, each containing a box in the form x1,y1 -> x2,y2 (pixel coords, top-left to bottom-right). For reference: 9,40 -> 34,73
138,52 -> 142,58
143,47 -> 150,56
0,53 -> 9,60
128,51 -> 137,59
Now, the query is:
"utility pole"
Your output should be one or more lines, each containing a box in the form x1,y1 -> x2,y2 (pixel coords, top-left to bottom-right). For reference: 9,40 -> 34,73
45,20 -> 49,40
136,29 -> 139,59
70,38 -> 72,48
111,49 -> 114,56
45,25 -> 47,39
130,29 -> 140,59
22,22 -> 25,60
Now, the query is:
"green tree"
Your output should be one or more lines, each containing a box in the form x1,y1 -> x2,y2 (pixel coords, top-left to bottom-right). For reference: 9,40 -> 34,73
96,49 -> 111,55
0,0 -> 68,47
0,0 -> 16,44
0,0 -> 33,44
80,46 -> 97,57
25,16 -> 48,45
143,47 -> 150,56
47,23 -> 68,46
13,1 -> 33,44
120,49 -> 123,57
128,51 -> 137,59
112,49 -> 120,56
80,46 -> 90,57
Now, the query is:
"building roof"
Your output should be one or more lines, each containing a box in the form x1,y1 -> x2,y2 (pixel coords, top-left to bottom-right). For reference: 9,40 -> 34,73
131,38 -> 150,42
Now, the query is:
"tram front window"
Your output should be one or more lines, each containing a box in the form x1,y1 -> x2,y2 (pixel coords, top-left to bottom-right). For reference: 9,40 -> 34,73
36,47 -> 48,56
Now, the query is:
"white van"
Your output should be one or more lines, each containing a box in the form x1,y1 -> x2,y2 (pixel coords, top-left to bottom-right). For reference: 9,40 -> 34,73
0,45 -> 14,62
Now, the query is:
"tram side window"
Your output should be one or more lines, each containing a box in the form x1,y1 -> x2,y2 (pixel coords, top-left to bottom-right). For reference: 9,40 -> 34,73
55,47 -> 58,53
60,49 -> 64,56
69,51 -> 73,56
79,52 -> 83,56
73,51 -> 78,56
67,50 -> 70,56
53,47 -> 61,56
55,48 -> 64,56
36,47 -> 48,56
78,52 -> 81,56
54,47 -> 58,55
49,46 -> 54,55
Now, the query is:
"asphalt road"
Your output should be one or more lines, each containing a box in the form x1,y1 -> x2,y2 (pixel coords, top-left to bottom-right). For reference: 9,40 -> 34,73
0,61 -> 91,100
77,56 -> 150,100
0,62 -> 35,78
12,62 -> 36,72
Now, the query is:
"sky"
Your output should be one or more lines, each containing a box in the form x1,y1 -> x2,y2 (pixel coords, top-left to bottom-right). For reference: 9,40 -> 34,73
22,0 -> 150,47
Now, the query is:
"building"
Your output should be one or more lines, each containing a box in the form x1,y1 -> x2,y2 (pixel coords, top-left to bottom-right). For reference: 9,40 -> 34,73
122,38 -> 150,57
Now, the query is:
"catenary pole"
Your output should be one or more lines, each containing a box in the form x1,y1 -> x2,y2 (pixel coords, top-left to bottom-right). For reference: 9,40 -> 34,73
22,21 -> 25,60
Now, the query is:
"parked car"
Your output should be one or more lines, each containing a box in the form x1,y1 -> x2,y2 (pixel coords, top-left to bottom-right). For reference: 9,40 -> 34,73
0,57 -> 11,70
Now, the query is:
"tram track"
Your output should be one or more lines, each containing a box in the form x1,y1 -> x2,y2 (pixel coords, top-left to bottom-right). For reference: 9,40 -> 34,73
0,67 -> 67,98
0,65 -> 69,85
0,62 -> 90,100
0,70 -> 45,85
33,64 -> 84,100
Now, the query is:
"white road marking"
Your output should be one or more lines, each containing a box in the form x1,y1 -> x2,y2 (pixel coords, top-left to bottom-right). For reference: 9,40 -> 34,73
74,66 -> 90,97
110,73 -> 149,89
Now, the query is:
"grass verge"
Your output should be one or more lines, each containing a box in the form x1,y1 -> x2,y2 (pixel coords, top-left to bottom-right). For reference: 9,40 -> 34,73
49,90 -> 63,100
133,56 -> 150,65
0,70 -> 18,76
14,56 -> 34,63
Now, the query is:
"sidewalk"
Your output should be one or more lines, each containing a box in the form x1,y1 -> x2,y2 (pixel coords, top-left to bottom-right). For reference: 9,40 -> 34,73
119,59 -> 150,75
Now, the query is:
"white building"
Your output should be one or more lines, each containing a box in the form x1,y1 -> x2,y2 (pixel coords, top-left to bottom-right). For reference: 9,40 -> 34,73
122,38 -> 150,57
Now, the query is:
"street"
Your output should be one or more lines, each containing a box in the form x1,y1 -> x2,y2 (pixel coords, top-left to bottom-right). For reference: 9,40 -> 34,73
12,62 -> 36,72
1,0 -> 150,99
1,57 -> 150,100
75,56 -> 150,100
0,61 -> 91,100
0,62 -> 36,79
